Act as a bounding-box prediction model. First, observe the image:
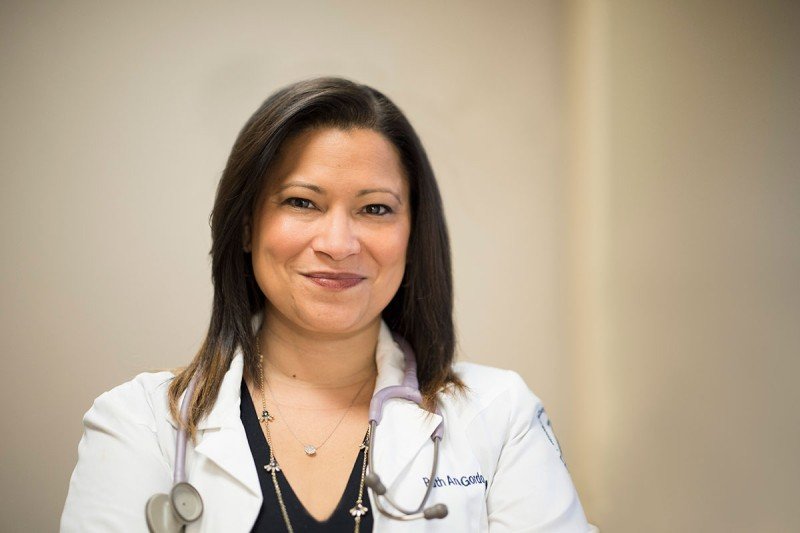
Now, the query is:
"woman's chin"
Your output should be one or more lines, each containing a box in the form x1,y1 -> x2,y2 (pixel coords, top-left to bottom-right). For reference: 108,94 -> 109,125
294,308 -> 377,336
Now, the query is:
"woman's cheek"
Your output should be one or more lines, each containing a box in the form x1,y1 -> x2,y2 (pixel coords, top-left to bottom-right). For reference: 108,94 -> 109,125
263,217 -> 311,256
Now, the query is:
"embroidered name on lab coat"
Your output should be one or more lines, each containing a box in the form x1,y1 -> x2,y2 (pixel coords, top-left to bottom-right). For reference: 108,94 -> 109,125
423,473 -> 487,489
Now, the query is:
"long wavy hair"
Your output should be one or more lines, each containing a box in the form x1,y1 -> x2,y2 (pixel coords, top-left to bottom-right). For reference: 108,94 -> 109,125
168,76 -> 460,437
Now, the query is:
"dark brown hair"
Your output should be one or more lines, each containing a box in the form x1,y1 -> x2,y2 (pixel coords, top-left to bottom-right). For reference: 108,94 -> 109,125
168,76 -> 460,437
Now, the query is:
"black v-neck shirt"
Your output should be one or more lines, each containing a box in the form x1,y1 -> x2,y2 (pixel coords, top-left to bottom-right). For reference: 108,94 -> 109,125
240,380 -> 374,533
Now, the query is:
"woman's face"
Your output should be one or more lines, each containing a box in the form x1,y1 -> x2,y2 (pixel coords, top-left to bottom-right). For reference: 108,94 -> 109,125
247,127 -> 411,336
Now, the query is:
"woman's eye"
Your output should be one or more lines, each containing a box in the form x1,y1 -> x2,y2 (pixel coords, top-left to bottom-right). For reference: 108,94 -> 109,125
363,204 -> 393,216
284,197 -> 315,210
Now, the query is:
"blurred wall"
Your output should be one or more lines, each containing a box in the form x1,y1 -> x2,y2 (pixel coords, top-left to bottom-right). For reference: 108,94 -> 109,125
0,1 -> 571,531
566,1 -> 800,531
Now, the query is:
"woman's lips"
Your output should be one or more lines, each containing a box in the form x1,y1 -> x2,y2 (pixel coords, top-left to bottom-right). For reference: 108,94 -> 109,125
302,273 -> 365,290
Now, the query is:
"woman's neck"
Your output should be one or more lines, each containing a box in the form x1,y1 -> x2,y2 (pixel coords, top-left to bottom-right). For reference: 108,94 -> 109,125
257,307 -> 380,391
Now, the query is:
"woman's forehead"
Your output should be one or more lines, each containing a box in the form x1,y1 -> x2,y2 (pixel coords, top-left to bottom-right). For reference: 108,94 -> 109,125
268,127 -> 408,194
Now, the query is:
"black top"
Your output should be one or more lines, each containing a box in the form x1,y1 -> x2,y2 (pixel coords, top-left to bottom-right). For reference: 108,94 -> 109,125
240,380 -> 374,533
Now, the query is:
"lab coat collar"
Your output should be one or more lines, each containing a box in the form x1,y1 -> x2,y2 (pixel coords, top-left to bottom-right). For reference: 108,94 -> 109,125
169,311 -> 443,500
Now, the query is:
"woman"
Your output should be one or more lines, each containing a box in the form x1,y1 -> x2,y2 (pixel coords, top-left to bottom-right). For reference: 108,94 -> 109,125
61,77 -> 594,532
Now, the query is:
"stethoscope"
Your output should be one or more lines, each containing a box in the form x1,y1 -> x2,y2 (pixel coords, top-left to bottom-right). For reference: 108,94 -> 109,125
145,333 -> 447,532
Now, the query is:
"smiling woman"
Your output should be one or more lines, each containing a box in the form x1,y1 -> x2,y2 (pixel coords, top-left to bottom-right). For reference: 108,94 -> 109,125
61,77 -> 594,532
247,128 -> 411,335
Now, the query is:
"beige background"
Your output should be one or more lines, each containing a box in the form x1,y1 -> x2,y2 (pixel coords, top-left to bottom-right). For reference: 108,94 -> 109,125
1,1 -> 797,532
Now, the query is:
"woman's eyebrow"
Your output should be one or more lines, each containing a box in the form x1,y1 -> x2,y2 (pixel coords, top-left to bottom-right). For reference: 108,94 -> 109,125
277,181 -> 403,204
356,188 -> 403,204
276,181 -> 322,194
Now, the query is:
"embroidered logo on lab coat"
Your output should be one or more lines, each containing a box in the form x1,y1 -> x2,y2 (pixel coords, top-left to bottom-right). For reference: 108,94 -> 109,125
536,406 -> 565,464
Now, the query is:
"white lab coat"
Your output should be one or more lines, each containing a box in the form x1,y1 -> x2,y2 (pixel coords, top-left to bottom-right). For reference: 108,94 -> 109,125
61,319 -> 596,532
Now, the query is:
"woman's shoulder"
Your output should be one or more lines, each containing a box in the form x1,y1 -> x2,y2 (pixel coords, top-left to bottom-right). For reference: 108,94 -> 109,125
62,370 -> 179,532
443,360 -> 554,447
84,370 -> 176,428
443,361 -> 569,493
450,360 -> 543,413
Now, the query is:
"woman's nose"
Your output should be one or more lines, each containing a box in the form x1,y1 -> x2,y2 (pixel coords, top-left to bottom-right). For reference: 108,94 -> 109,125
311,209 -> 361,260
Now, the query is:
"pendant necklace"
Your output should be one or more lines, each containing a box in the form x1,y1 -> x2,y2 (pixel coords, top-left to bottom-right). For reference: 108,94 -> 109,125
256,340 -> 372,533
262,359 -> 370,457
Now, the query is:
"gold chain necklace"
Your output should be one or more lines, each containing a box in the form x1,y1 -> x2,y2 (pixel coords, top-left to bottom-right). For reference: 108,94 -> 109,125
256,343 -> 371,533
263,365 -> 371,457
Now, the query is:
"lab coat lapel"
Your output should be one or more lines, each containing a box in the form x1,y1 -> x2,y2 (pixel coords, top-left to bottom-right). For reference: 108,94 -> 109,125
372,323 -> 443,494
371,399 -> 442,493
190,351 -> 261,498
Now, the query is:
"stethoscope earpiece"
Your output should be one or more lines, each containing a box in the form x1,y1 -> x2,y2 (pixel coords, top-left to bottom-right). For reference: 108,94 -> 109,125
364,472 -> 386,495
424,503 -> 449,520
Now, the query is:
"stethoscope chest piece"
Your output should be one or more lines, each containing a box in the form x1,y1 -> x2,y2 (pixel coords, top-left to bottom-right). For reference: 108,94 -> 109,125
145,493 -> 184,533
171,482 -> 203,522
145,482 -> 203,533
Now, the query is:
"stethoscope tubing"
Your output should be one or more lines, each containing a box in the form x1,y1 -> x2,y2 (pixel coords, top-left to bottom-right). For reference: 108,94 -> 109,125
366,419 -> 443,519
365,333 -> 446,519
174,372 -> 199,484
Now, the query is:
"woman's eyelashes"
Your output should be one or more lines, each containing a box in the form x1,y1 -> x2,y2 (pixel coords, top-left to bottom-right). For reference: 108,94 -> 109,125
362,204 -> 393,216
282,197 -> 394,216
284,197 -> 315,210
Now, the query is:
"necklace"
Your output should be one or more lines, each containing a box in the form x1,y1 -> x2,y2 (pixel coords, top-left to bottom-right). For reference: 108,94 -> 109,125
256,345 -> 371,533
263,362 -> 371,457
256,337 -> 369,457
